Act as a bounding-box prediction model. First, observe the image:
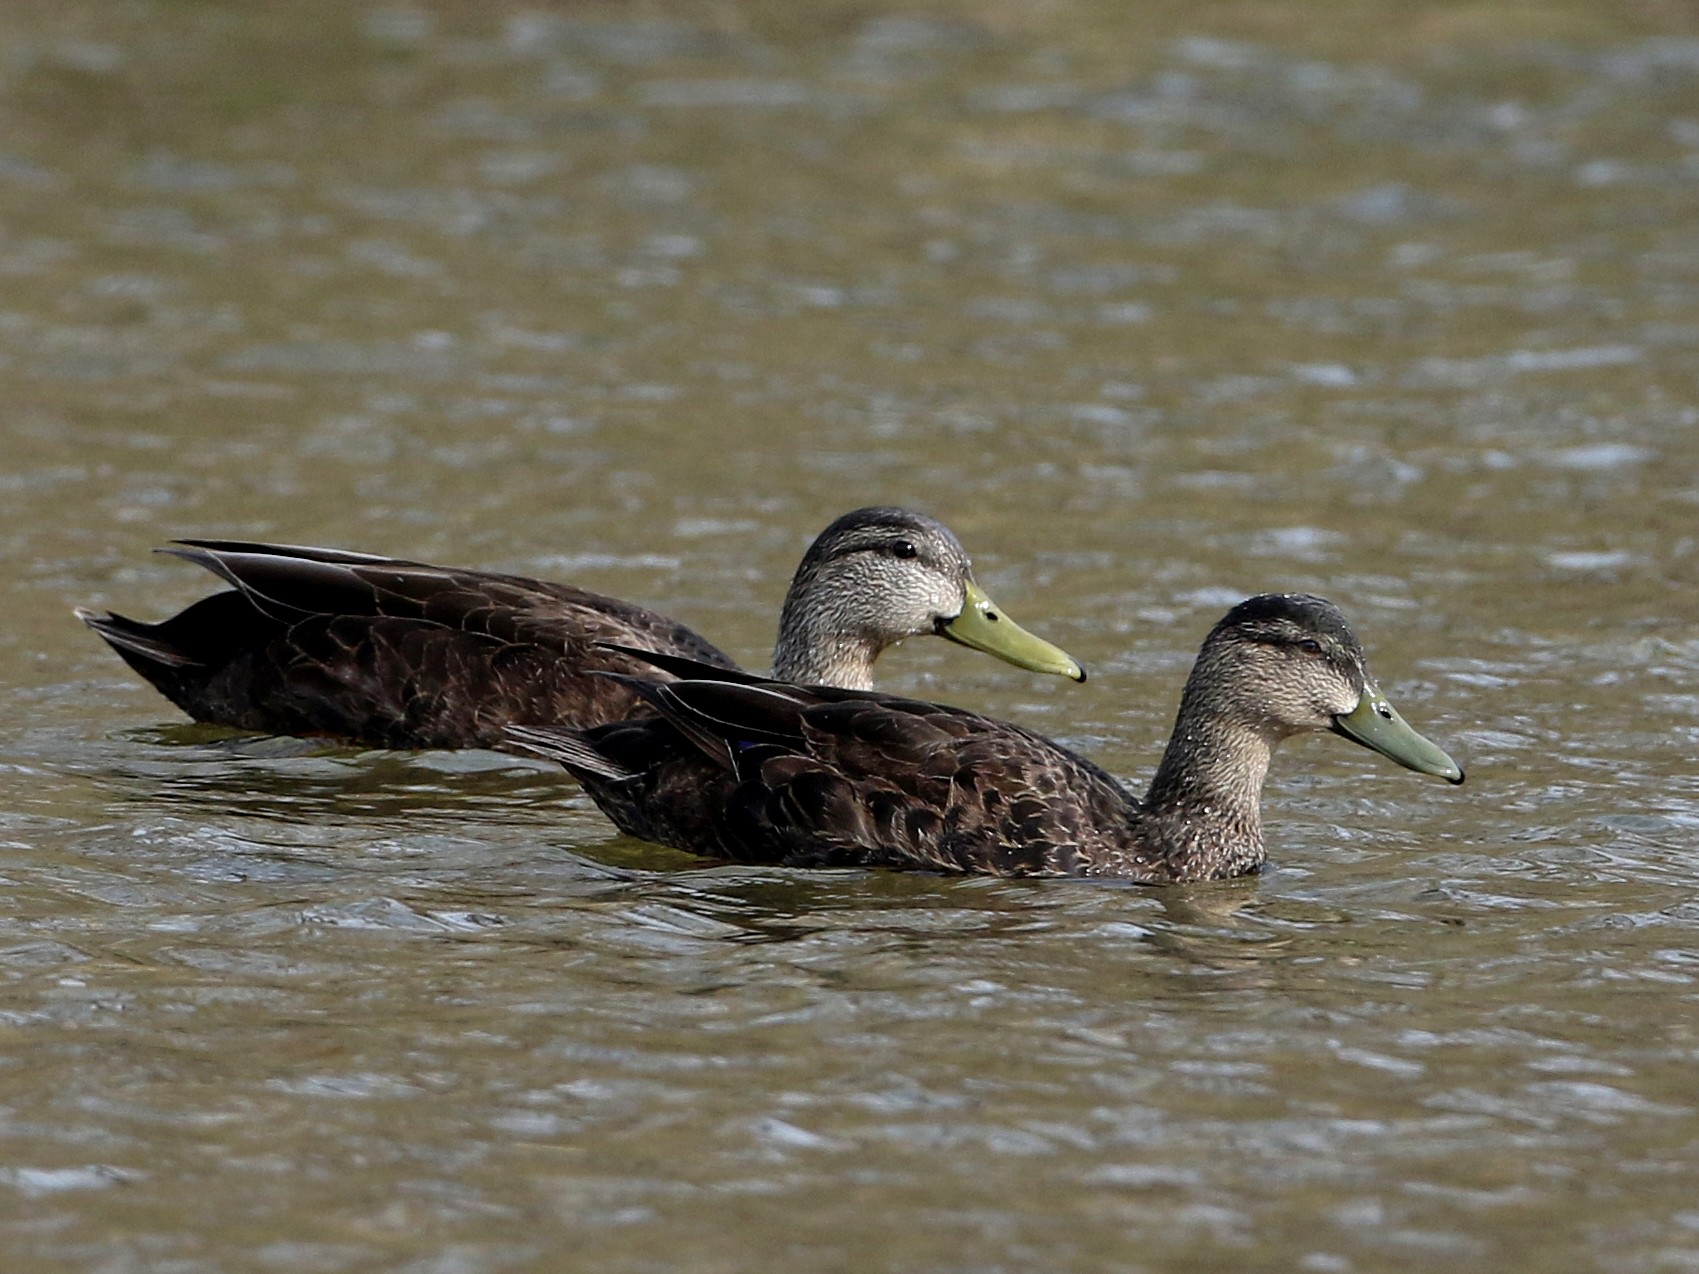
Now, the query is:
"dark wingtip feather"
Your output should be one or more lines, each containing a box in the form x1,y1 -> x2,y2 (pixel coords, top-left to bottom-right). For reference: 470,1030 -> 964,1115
169,539 -> 399,566
154,542 -> 243,590
592,642 -> 769,684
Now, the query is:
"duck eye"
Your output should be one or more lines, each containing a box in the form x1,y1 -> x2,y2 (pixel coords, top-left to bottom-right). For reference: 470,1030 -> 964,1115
890,539 -> 919,560
1295,638 -> 1324,656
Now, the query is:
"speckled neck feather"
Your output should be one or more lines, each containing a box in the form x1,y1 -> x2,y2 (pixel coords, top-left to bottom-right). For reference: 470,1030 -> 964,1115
771,623 -> 882,690
1133,682 -> 1273,881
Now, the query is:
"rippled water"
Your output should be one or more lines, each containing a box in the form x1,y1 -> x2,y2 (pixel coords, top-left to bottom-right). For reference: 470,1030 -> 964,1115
5,2 -> 1699,1269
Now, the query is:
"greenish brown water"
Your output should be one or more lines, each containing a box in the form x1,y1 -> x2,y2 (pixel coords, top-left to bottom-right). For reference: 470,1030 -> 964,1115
5,1 -> 1699,1269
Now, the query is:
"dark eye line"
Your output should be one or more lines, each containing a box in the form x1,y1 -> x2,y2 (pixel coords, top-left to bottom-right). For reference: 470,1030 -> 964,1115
830,540 -> 913,562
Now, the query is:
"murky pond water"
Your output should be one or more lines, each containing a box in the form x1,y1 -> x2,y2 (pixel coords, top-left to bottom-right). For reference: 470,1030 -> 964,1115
4,0 -> 1699,1268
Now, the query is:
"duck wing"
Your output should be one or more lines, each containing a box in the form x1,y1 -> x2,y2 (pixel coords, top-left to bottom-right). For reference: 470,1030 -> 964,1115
80,543 -> 737,748
166,541 -> 731,659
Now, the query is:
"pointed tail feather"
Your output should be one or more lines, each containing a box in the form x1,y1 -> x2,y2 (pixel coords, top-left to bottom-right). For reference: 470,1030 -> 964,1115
504,724 -> 636,781
75,607 -> 202,669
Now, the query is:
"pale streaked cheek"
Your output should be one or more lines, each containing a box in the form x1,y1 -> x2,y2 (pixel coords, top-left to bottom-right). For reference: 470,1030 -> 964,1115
869,571 -> 948,635
1297,667 -> 1358,721
929,577 -> 964,620
1318,672 -> 1359,713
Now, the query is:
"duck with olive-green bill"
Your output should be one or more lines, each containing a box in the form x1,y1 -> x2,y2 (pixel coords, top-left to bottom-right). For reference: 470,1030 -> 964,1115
507,593 -> 1463,881
77,507 -> 1083,751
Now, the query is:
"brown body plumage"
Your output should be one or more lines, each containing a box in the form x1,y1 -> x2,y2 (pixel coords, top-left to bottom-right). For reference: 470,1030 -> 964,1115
508,594 -> 1464,881
78,509 -> 1082,750
80,542 -> 732,749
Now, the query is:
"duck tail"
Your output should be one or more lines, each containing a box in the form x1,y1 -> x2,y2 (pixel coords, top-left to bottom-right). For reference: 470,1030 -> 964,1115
75,607 -> 202,669
504,724 -> 635,781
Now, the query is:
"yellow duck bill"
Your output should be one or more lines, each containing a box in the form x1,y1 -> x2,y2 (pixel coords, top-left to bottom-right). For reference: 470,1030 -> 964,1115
938,580 -> 1086,682
1330,680 -> 1464,783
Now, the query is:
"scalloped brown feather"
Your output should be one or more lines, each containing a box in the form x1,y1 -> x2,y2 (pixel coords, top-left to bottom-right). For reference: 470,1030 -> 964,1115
510,659 -> 1143,877
80,544 -> 736,749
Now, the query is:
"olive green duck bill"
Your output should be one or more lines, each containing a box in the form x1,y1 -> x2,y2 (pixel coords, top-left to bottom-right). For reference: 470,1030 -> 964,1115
1330,681 -> 1465,784
938,580 -> 1087,682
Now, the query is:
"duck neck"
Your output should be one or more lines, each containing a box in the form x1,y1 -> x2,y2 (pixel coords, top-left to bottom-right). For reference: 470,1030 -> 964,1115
771,592 -> 882,690
1139,677 -> 1274,879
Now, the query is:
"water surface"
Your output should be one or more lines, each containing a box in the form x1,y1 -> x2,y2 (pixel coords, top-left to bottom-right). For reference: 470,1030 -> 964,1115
3,2 -> 1699,1269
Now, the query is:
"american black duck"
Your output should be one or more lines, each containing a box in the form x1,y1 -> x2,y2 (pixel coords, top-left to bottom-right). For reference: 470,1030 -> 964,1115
77,508 -> 1083,750
506,593 -> 1464,881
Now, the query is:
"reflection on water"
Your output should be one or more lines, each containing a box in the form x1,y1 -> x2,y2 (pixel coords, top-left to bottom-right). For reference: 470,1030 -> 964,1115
5,0 -> 1699,1269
